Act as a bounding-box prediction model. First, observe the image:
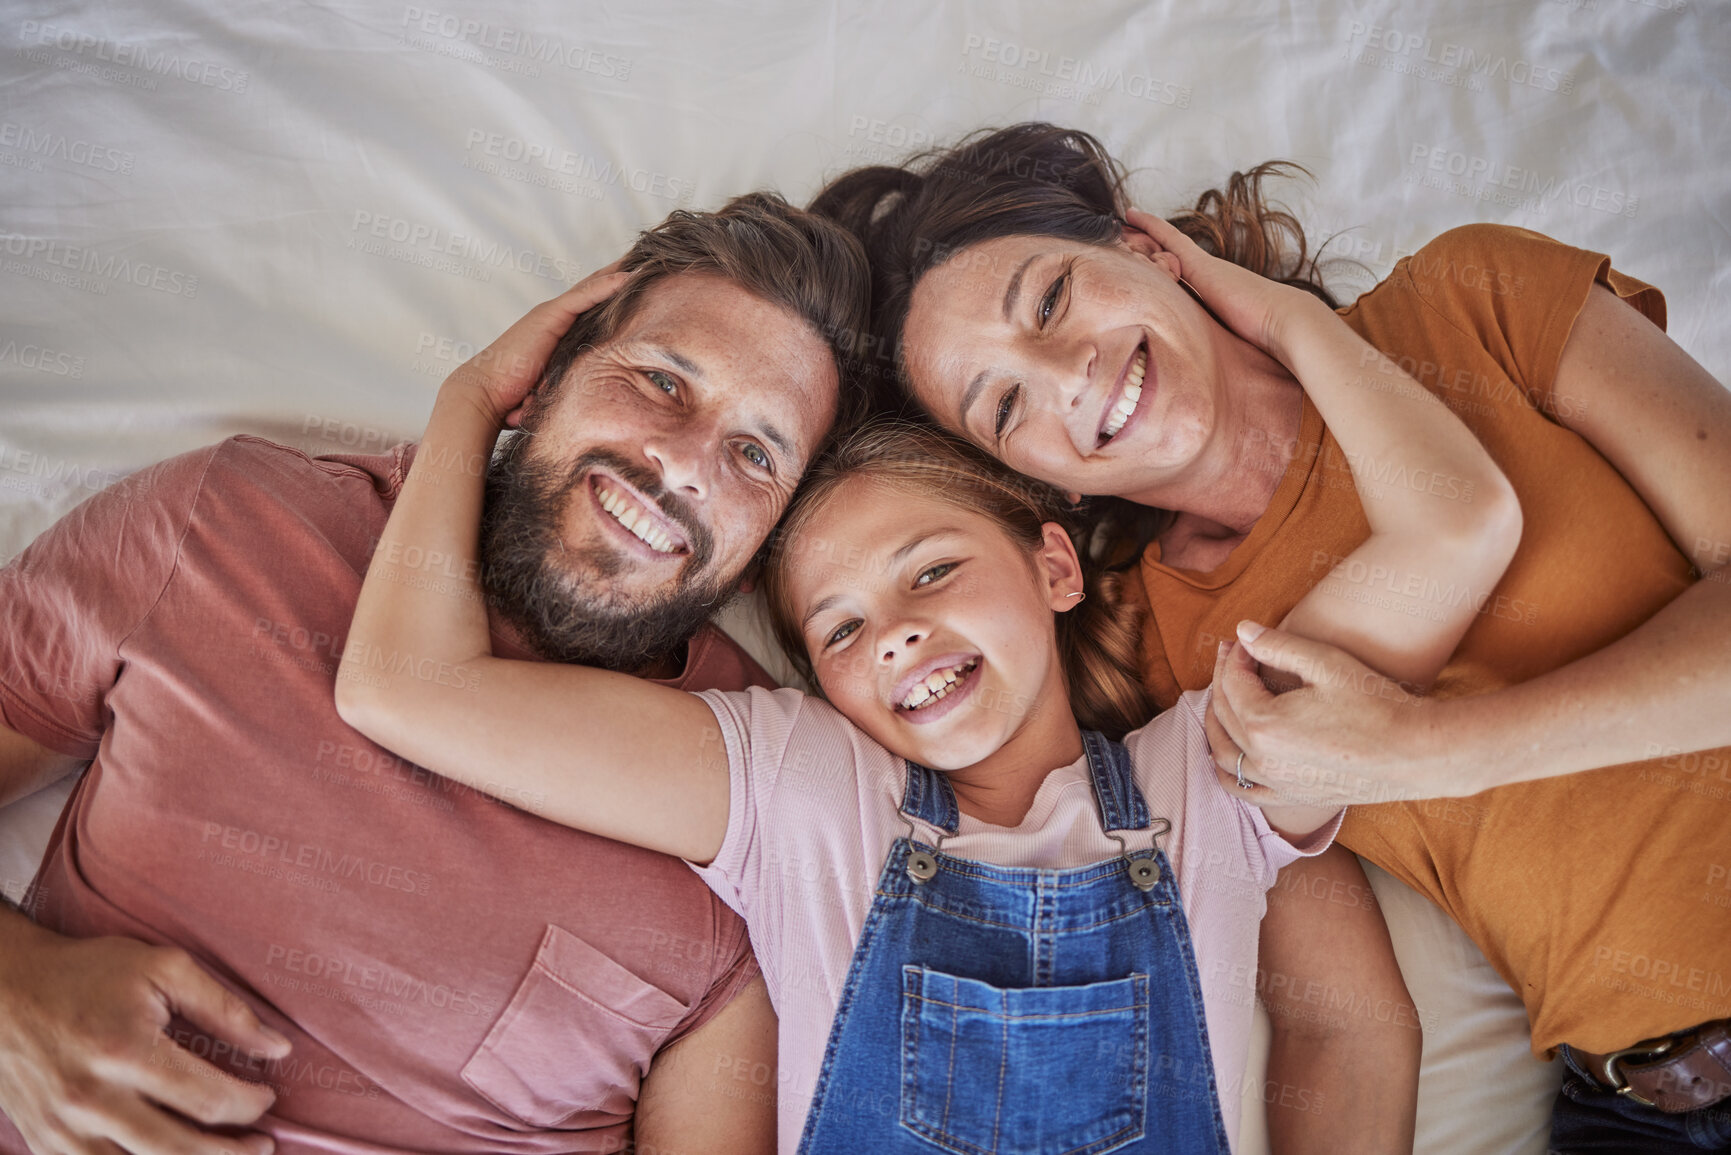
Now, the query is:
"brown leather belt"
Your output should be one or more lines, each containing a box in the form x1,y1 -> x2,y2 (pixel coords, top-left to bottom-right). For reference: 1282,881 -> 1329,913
1572,1020 -> 1731,1113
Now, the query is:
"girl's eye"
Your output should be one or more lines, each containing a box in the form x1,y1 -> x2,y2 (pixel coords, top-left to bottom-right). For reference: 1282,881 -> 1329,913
994,384 -> 1019,439
740,442 -> 770,470
825,619 -> 860,647
646,370 -> 677,395
915,562 -> 958,587
1038,272 -> 1068,326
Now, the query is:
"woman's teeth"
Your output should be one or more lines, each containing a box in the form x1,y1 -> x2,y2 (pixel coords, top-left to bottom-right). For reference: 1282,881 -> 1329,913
1100,348 -> 1147,443
899,659 -> 979,711
598,486 -> 679,554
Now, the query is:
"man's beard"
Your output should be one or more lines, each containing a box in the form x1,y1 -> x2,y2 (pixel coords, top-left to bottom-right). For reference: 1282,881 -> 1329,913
477,435 -> 734,673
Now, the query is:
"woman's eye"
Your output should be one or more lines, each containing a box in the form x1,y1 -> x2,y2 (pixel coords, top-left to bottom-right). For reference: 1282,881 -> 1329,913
740,442 -> 770,470
646,370 -> 677,395
1038,272 -> 1068,326
994,384 -> 1019,439
915,562 -> 958,587
825,620 -> 860,647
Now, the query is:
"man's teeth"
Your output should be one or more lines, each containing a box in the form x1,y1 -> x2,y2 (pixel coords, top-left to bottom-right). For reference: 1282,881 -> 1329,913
1101,348 -> 1147,442
598,487 -> 679,554
899,660 -> 979,711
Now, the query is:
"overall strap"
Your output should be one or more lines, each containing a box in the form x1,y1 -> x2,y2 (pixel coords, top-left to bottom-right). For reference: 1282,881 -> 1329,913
1083,730 -> 1152,833
899,760 -> 961,835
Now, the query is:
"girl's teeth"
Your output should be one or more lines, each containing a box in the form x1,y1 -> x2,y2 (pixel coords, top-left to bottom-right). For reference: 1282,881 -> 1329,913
899,660 -> 978,710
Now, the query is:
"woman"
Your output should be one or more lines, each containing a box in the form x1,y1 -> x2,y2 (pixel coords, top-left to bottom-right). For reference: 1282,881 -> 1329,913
812,123 -> 1731,1151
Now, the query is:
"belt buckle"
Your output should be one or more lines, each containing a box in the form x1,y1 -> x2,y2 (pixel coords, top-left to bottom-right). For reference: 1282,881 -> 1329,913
1598,1037 -> 1676,1107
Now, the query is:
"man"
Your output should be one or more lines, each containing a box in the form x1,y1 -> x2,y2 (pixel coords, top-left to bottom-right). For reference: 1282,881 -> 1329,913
0,192 -> 870,1154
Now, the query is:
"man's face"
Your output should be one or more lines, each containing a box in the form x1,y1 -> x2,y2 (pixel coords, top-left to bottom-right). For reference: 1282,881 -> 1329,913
480,272 -> 839,671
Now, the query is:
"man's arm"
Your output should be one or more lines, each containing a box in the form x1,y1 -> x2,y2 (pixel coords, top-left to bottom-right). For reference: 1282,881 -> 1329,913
632,976 -> 777,1155
1257,846 -> 1419,1154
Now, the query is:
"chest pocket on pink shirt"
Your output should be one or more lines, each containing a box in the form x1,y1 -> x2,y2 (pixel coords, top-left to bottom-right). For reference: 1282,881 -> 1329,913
462,923 -> 690,1128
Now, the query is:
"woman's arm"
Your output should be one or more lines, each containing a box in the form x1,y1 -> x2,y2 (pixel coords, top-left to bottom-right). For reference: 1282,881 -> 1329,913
1212,284 -> 1731,801
335,276 -> 733,863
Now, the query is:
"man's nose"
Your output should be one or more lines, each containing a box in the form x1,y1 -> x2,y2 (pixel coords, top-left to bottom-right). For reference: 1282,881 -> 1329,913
642,430 -> 713,500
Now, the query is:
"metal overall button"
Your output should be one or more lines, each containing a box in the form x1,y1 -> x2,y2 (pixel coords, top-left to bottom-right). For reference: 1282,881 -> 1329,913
902,815 -> 948,884
1107,817 -> 1171,892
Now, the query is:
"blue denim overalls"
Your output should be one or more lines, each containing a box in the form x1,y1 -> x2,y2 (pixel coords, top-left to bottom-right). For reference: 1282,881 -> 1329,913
797,731 -> 1231,1154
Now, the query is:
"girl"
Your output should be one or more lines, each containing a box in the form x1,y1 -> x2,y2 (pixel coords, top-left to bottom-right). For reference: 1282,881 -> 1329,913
336,243 -> 1519,1152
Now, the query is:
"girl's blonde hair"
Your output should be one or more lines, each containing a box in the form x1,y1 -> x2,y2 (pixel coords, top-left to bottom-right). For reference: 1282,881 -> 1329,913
760,421 -> 1154,741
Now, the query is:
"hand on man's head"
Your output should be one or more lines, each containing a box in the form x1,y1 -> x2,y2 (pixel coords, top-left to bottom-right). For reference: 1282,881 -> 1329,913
442,262 -> 630,430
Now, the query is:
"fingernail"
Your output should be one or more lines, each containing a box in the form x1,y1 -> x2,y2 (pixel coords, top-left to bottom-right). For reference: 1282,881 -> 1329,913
1215,641 -> 1228,662
261,1025 -> 292,1051
1237,621 -> 1266,645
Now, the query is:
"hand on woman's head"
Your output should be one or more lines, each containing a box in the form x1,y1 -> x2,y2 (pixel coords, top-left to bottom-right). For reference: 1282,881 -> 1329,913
1121,209 -> 1329,365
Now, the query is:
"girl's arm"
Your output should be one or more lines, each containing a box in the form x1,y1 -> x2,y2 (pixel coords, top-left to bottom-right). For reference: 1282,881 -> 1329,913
334,277 -> 733,863
1212,284 -> 1731,801
1131,212 -> 1521,825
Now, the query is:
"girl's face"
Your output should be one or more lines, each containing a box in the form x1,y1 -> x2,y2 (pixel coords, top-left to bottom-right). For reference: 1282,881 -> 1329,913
900,233 -> 1225,502
786,478 -> 1082,772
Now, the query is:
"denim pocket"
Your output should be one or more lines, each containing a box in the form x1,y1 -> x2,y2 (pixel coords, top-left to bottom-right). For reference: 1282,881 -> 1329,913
461,924 -> 687,1128
899,965 -> 1148,1155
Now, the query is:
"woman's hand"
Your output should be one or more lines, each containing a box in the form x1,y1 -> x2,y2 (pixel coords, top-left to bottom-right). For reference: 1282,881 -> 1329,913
441,262 -> 628,427
1124,207 -> 1330,368
1205,621 -> 1465,807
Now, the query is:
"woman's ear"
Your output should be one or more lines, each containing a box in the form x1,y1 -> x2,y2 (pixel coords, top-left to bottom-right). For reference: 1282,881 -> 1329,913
1120,214 -> 1182,279
1036,522 -> 1085,611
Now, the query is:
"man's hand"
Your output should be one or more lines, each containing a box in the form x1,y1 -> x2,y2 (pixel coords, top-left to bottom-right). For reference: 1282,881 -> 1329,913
1207,622 -> 1459,807
442,263 -> 629,428
0,910 -> 290,1155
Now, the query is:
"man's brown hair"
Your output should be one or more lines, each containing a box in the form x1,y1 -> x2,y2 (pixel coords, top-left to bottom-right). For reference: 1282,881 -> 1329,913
533,191 -> 873,442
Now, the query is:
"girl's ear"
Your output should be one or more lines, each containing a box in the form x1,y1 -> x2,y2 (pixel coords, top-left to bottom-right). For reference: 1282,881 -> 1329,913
1036,522 -> 1085,611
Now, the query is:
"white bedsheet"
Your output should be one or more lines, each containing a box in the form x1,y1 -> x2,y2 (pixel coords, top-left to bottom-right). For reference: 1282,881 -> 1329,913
3,2 -> 1726,1151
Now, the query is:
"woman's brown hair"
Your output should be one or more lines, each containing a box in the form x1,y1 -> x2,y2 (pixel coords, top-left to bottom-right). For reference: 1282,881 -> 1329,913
810,123 -> 1335,564
760,420 -> 1154,741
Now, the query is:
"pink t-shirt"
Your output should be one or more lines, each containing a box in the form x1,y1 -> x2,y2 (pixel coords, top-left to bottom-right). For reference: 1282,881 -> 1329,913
0,436 -> 770,1155
692,685 -> 1339,1154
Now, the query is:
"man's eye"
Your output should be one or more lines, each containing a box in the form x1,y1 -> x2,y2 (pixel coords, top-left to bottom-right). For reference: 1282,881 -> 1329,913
994,384 -> 1019,439
1038,273 -> 1068,326
741,442 -> 770,470
915,562 -> 958,587
825,620 -> 859,647
646,370 -> 677,395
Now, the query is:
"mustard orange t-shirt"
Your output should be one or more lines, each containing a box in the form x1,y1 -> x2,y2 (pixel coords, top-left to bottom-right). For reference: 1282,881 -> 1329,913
1127,224 -> 1729,1056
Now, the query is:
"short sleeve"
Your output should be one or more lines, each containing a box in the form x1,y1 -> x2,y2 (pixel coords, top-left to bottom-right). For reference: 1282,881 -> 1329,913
654,893 -> 762,1051
1393,223 -> 1666,422
0,445 -> 218,758
687,685 -> 811,916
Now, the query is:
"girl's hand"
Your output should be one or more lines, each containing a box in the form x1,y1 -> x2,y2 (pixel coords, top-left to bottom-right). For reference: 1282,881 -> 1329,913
441,261 -> 629,427
1123,207 -> 1330,368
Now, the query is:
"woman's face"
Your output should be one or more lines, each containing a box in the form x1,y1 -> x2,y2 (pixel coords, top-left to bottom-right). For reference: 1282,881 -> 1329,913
785,477 -> 1080,772
902,233 -> 1226,501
